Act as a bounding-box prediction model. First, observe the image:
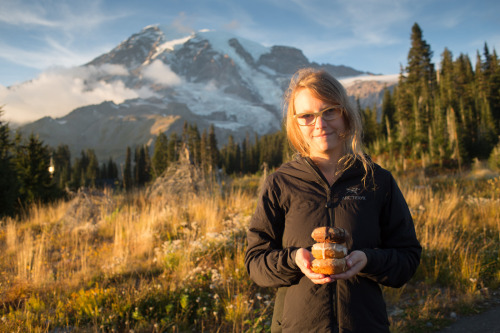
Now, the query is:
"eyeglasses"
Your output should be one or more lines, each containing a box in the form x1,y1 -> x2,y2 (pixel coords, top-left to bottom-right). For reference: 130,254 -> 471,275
294,106 -> 343,126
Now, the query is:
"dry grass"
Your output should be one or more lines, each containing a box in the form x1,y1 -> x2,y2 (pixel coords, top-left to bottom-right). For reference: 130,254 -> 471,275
0,168 -> 498,332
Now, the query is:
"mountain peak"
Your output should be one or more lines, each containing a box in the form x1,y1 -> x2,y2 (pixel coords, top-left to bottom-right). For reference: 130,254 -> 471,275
14,24 -> 391,165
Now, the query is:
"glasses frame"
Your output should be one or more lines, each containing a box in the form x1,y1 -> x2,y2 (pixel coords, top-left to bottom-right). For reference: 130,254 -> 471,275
293,106 -> 344,126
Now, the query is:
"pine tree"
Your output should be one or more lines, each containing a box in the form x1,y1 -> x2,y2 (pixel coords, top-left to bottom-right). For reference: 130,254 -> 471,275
134,146 -> 149,187
361,105 -> 379,146
123,146 -> 133,191
475,51 -> 498,158
207,124 -> 219,171
53,144 -> 71,189
152,132 -> 169,178
381,88 -> 396,139
405,24 -> 436,146
167,132 -> 179,163
0,109 -> 19,217
189,124 -> 201,166
14,133 -> 56,205
85,149 -> 99,187
222,135 -> 237,174
107,157 -> 118,182
200,130 -> 208,173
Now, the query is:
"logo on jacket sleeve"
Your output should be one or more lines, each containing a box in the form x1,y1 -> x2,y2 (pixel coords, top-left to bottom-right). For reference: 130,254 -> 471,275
343,186 -> 366,200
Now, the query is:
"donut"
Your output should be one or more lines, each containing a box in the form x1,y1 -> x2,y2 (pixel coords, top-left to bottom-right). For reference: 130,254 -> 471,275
311,258 -> 347,275
311,226 -> 349,243
311,242 -> 348,259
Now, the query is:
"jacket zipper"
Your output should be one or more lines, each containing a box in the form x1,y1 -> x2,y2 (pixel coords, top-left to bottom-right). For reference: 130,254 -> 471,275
304,158 -> 335,227
304,157 -> 338,327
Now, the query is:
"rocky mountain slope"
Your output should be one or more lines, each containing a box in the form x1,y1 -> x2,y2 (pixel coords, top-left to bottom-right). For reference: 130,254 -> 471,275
18,25 -> 397,163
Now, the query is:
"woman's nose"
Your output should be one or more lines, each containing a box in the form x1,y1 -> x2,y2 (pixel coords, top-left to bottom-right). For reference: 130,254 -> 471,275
315,114 -> 327,128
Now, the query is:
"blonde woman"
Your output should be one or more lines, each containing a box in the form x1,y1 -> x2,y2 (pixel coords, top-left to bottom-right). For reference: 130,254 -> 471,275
245,68 -> 421,332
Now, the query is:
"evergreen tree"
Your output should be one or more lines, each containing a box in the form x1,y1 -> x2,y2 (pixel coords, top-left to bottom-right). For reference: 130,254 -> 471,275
107,157 -> 118,183
53,144 -> 71,189
0,109 -> 19,217
207,124 -> 220,171
167,132 -> 179,163
14,133 -> 57,205
189,124 -> 201,165
152,132 -> 169,178
134,145 -> 150,187
123,146 -> 133,191
406,23 -> 437,145
475,51 -> 498,158
381,88 -> 396,139
200,130 -> 209,172
361,105 -> 379,146
221,135 -> 237,174
85,149 -> 99,187
241,133 -> 249,173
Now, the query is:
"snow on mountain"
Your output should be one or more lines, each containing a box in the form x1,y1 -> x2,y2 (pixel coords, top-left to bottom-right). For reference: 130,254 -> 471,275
12,24 -> 395,164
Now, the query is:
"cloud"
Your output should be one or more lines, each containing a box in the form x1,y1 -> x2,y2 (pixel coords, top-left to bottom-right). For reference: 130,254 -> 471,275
0,1 -> 56,27
142,60 -> 182,86
0,0 -> 128,31
0,40 -> 111,72
286,0 -> 410,45
0,65 -> 155,125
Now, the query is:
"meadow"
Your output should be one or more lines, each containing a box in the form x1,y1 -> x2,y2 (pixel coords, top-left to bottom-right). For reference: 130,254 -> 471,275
0,159 -> 499,332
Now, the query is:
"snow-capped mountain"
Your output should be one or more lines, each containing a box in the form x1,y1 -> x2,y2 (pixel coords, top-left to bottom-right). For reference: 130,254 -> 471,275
16,25 -> 397,163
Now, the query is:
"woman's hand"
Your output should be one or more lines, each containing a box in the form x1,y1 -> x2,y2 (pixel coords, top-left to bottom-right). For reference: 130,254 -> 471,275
331,250 -> 367,280
295,248 -> 334,284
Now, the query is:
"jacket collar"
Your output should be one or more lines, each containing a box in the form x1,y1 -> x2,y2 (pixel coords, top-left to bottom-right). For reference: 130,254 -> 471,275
277,155 -> 368,186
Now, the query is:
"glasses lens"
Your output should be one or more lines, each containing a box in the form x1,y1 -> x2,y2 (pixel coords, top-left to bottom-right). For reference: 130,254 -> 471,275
296,113 -> 315,125
322,108 -> 341,120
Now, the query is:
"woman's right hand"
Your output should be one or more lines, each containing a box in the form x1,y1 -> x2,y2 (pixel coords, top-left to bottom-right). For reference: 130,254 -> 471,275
295,248 -> 334,284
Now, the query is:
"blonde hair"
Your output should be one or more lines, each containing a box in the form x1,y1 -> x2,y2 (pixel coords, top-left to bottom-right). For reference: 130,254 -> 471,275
283,68 -> 374,185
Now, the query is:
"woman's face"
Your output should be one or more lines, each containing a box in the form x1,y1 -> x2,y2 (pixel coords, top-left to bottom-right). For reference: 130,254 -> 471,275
294,88 -> 347,160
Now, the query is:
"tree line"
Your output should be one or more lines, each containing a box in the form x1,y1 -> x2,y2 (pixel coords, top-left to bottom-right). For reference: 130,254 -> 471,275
0,113 -> 289,218
2,23 -> 499,218
361,23 -> 500,171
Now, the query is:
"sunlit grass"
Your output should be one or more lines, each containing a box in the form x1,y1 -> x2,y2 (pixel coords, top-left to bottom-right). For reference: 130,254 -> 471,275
0,166 -> 498,332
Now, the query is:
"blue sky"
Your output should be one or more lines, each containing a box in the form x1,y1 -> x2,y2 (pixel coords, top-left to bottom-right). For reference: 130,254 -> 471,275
0,0 -> 499,87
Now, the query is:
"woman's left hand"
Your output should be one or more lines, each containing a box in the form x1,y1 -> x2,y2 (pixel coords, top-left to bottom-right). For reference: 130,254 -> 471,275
330,250 -> 367,280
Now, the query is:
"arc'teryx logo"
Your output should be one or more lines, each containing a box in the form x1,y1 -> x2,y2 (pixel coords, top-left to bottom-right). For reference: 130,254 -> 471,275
343,186 -> 366,200
346,186 -> 360,195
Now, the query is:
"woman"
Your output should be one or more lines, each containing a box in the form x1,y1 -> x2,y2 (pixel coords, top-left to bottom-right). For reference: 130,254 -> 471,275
244,68 -> 421,332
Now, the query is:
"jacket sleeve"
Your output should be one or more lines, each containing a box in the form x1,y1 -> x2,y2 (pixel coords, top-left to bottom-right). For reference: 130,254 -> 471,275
244,176 -> 301,288
360,173 -> 422,287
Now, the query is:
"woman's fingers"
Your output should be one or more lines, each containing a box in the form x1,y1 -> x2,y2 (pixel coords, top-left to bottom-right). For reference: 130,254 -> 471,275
331,250 -> 367,280
295,248 -> 333,284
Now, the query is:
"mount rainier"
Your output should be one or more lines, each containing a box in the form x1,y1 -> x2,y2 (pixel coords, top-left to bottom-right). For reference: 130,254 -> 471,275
14,25 -> 398,163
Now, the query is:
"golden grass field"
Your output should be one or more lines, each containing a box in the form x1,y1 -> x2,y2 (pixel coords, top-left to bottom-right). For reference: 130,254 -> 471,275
0,161 -> 499,332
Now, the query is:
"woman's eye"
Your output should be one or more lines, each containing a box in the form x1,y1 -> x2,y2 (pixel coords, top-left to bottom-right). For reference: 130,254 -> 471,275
298,114 -> 314,119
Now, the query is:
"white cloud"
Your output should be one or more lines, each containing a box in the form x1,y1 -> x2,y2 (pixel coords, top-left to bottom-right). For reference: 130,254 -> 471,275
142,60 -> 182,86
0,65 -> 155,125
0,0 -> 128,31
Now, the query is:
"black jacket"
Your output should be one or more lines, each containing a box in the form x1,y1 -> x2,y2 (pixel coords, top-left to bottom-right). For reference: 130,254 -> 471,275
244,156 -> 421,332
